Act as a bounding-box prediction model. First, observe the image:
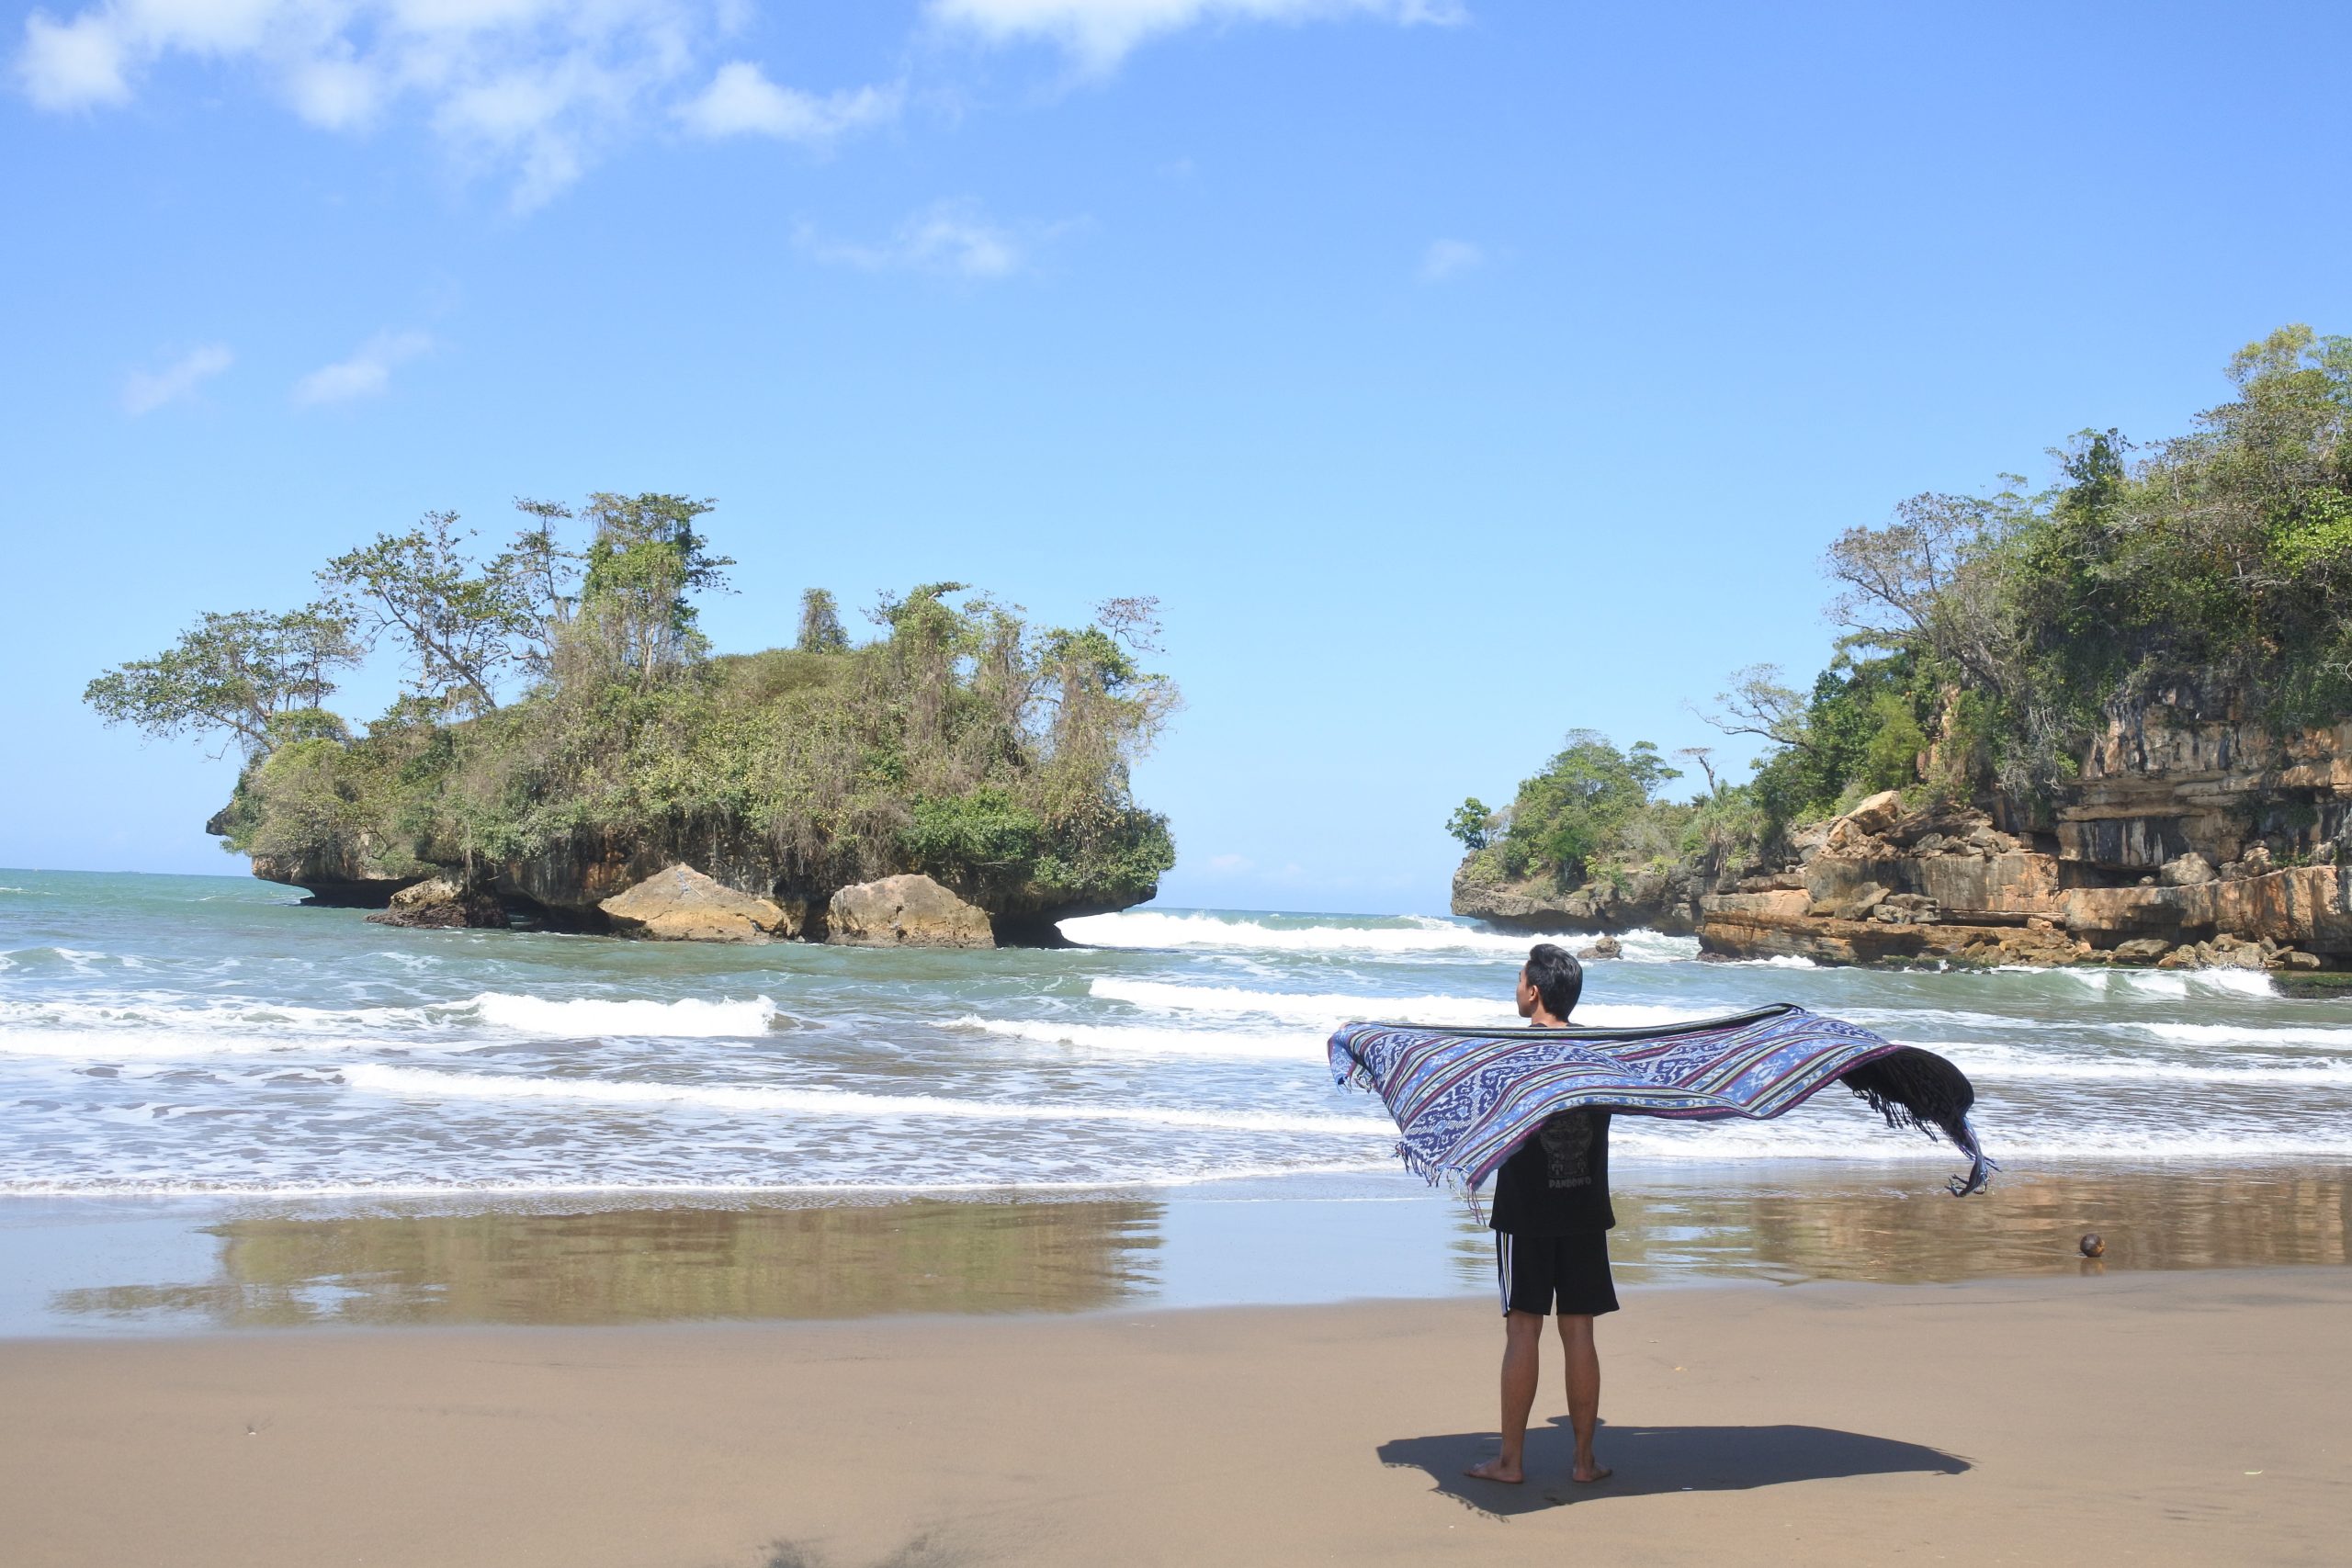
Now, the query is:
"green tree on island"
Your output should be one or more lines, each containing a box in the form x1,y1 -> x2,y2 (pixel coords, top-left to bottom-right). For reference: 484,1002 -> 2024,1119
87,493 -> 1179,928
85,604 -> 365,757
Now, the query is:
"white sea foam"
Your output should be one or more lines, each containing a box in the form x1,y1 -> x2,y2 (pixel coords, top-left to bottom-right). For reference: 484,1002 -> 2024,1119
1059,910 -> 1701,962
1087,978 -> 1736,1032
2033,966 -> 2278,999
343,1064 -> 1397,1134
0,991 -> 779,1049
466,993 -> 777,1037
0,1026 -> 300,1061
1610,1119 -> 2352,1162
1089,978 -> 1517,1027
954,1015 -> 1320,1059
1923,1043 -> 2352,1087
0,1158 -> 1405,1200
2143,1021 -> 2352,1049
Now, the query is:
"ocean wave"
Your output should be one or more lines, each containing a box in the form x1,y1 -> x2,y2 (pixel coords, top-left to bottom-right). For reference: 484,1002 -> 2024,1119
1922,1042 -> 2352,1086
0,991 -> 780,1048
1086,976 -> 1722,1032
953,1015 -> 1319,1059
0,1158 -> 1405,1199
1089,977 -> 1516,1027
1058,909 -> 1701,962
0,945 -> 126,975
343,1064 -> 1398,1134
2027,966 -> 2278,999
466,993 -> 778,1037
2142,1021 -> 2352,1049
1610,1119 -> 2352,1162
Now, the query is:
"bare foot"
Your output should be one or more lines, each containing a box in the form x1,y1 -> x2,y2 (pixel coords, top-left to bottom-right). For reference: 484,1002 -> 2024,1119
1570,1459 -> 1613,1483
1464,1456 -> 1524,1484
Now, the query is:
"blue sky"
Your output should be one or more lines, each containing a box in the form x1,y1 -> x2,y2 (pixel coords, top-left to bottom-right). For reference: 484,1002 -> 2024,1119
5,0 -> 2348,912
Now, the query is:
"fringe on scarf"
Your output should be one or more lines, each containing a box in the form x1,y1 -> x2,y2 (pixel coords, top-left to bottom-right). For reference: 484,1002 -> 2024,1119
1838,1047 -> 1997,1196
1392,1139 -> 1487,1223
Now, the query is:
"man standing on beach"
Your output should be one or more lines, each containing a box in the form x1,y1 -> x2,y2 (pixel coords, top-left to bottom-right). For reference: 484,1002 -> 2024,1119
1466,942 -> 1617,1486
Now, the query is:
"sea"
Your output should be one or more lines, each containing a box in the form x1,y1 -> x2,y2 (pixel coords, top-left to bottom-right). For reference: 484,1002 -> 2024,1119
3,868 -> 2347,1332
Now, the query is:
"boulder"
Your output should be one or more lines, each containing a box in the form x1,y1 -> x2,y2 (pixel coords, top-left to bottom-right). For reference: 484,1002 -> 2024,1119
1576,935 -> 1623,961
2160,852 -> 2217,887
826,874 -> 996,950
366,876 -> 505,930
1836,882 -> 1891,921
599,863 -> 791,942
1842,790 -> 1907,837
2111,936 -> 2172,964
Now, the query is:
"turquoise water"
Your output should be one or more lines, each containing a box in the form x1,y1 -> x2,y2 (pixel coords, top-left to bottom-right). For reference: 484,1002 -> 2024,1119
3,868 -> 2350,1199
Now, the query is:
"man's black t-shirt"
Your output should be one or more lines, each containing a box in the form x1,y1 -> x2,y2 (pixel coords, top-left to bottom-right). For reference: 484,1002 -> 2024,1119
1487,1109 -> 1614,1235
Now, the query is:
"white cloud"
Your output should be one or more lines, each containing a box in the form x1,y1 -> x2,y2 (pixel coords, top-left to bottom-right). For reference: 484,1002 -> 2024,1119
12,3 -> 892,208
800,200 -> 1047,280
928,0 -> 1465,73
1419,237 -> 1482,281
122,343 -> 232,413
676,61 -> 899,142
292,329 -> 430,406
17,9 -> 130,107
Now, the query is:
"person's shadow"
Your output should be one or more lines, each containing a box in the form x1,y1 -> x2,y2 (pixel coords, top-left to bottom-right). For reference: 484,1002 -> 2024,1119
1377,1418 -> 1970,1517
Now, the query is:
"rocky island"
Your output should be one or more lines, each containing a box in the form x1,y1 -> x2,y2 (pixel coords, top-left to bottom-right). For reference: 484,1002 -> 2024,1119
91,494 -> 1176,948
1452,325 -> 2352,974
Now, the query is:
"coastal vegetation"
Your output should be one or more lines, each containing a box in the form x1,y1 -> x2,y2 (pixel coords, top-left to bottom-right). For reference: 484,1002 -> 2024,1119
87,494 -> 1178,926
1454,324 -> 2352,899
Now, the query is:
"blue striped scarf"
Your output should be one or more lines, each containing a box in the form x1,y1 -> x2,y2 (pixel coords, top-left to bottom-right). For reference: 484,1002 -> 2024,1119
1329,1003 -> 1992,1200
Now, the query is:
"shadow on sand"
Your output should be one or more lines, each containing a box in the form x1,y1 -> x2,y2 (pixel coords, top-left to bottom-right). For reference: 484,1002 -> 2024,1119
1378,1419 -> 1970,1517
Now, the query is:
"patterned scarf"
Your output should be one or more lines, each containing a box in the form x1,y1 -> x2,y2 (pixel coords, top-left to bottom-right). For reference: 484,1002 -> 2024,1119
1329,1003 -> 1993,1200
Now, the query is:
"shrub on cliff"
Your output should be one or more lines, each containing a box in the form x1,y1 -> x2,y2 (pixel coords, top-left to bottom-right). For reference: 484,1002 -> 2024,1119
98,496 -> 1177,910
1821,324 -> 2352,806
1454,325 -> 2352,891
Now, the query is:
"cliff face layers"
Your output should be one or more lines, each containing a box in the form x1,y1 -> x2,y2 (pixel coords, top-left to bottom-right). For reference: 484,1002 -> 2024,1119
1696,688 -> 2352,969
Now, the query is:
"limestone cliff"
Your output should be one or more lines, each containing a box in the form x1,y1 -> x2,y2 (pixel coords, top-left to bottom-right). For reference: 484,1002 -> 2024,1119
1695,688 -> 2352,970
217,808 -> 1148,946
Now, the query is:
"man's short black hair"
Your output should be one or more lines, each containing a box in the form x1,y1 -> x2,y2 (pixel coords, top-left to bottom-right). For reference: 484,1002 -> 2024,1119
1525,942 -> 1583,1019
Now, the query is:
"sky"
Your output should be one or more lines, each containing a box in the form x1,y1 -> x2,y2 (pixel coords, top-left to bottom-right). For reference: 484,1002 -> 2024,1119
4,0 -> 2349,913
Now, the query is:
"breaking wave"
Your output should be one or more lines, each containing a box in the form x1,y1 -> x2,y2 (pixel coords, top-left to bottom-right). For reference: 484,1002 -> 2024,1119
343,1064 -> 1395,1134
1058,909 -> 1699,962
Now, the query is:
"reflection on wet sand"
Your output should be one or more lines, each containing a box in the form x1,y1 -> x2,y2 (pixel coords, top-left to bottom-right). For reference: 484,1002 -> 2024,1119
1600,1165 -> 2352,1285
48,1200 -> 1163,1330
30,1164 -> 2352,1333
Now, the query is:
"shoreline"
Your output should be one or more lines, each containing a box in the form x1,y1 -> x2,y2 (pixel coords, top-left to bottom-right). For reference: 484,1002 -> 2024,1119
3,1267 -> 2343,1566
6,1159 -> 2347,1337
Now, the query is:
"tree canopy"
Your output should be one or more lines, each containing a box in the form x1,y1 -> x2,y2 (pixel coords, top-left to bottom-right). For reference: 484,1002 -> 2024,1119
85,604 -> 362,757
94,493 -> 1178,909
1455,324 -> 2352,889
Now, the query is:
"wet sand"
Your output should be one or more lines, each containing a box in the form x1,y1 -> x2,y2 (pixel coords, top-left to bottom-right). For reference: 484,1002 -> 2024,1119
5,1161 -> 2348,1333
2,1265 -> 2344,1567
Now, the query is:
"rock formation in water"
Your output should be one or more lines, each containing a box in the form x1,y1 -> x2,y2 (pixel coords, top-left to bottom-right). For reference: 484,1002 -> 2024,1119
824,874 -> 998,950
1450,863 -> 1704,937
598,864 -> 804,942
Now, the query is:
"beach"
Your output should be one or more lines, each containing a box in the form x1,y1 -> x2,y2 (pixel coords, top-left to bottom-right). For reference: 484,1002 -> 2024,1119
6,872 -> 2351,1562
5,1266 -> 2345,1567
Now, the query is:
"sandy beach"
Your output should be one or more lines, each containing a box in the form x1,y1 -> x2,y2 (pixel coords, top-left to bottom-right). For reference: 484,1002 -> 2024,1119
4,1265 -> 2344,1567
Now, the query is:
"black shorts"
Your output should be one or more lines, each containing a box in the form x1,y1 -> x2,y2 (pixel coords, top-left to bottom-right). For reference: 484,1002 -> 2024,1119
1496,1230 -> 1618,1318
